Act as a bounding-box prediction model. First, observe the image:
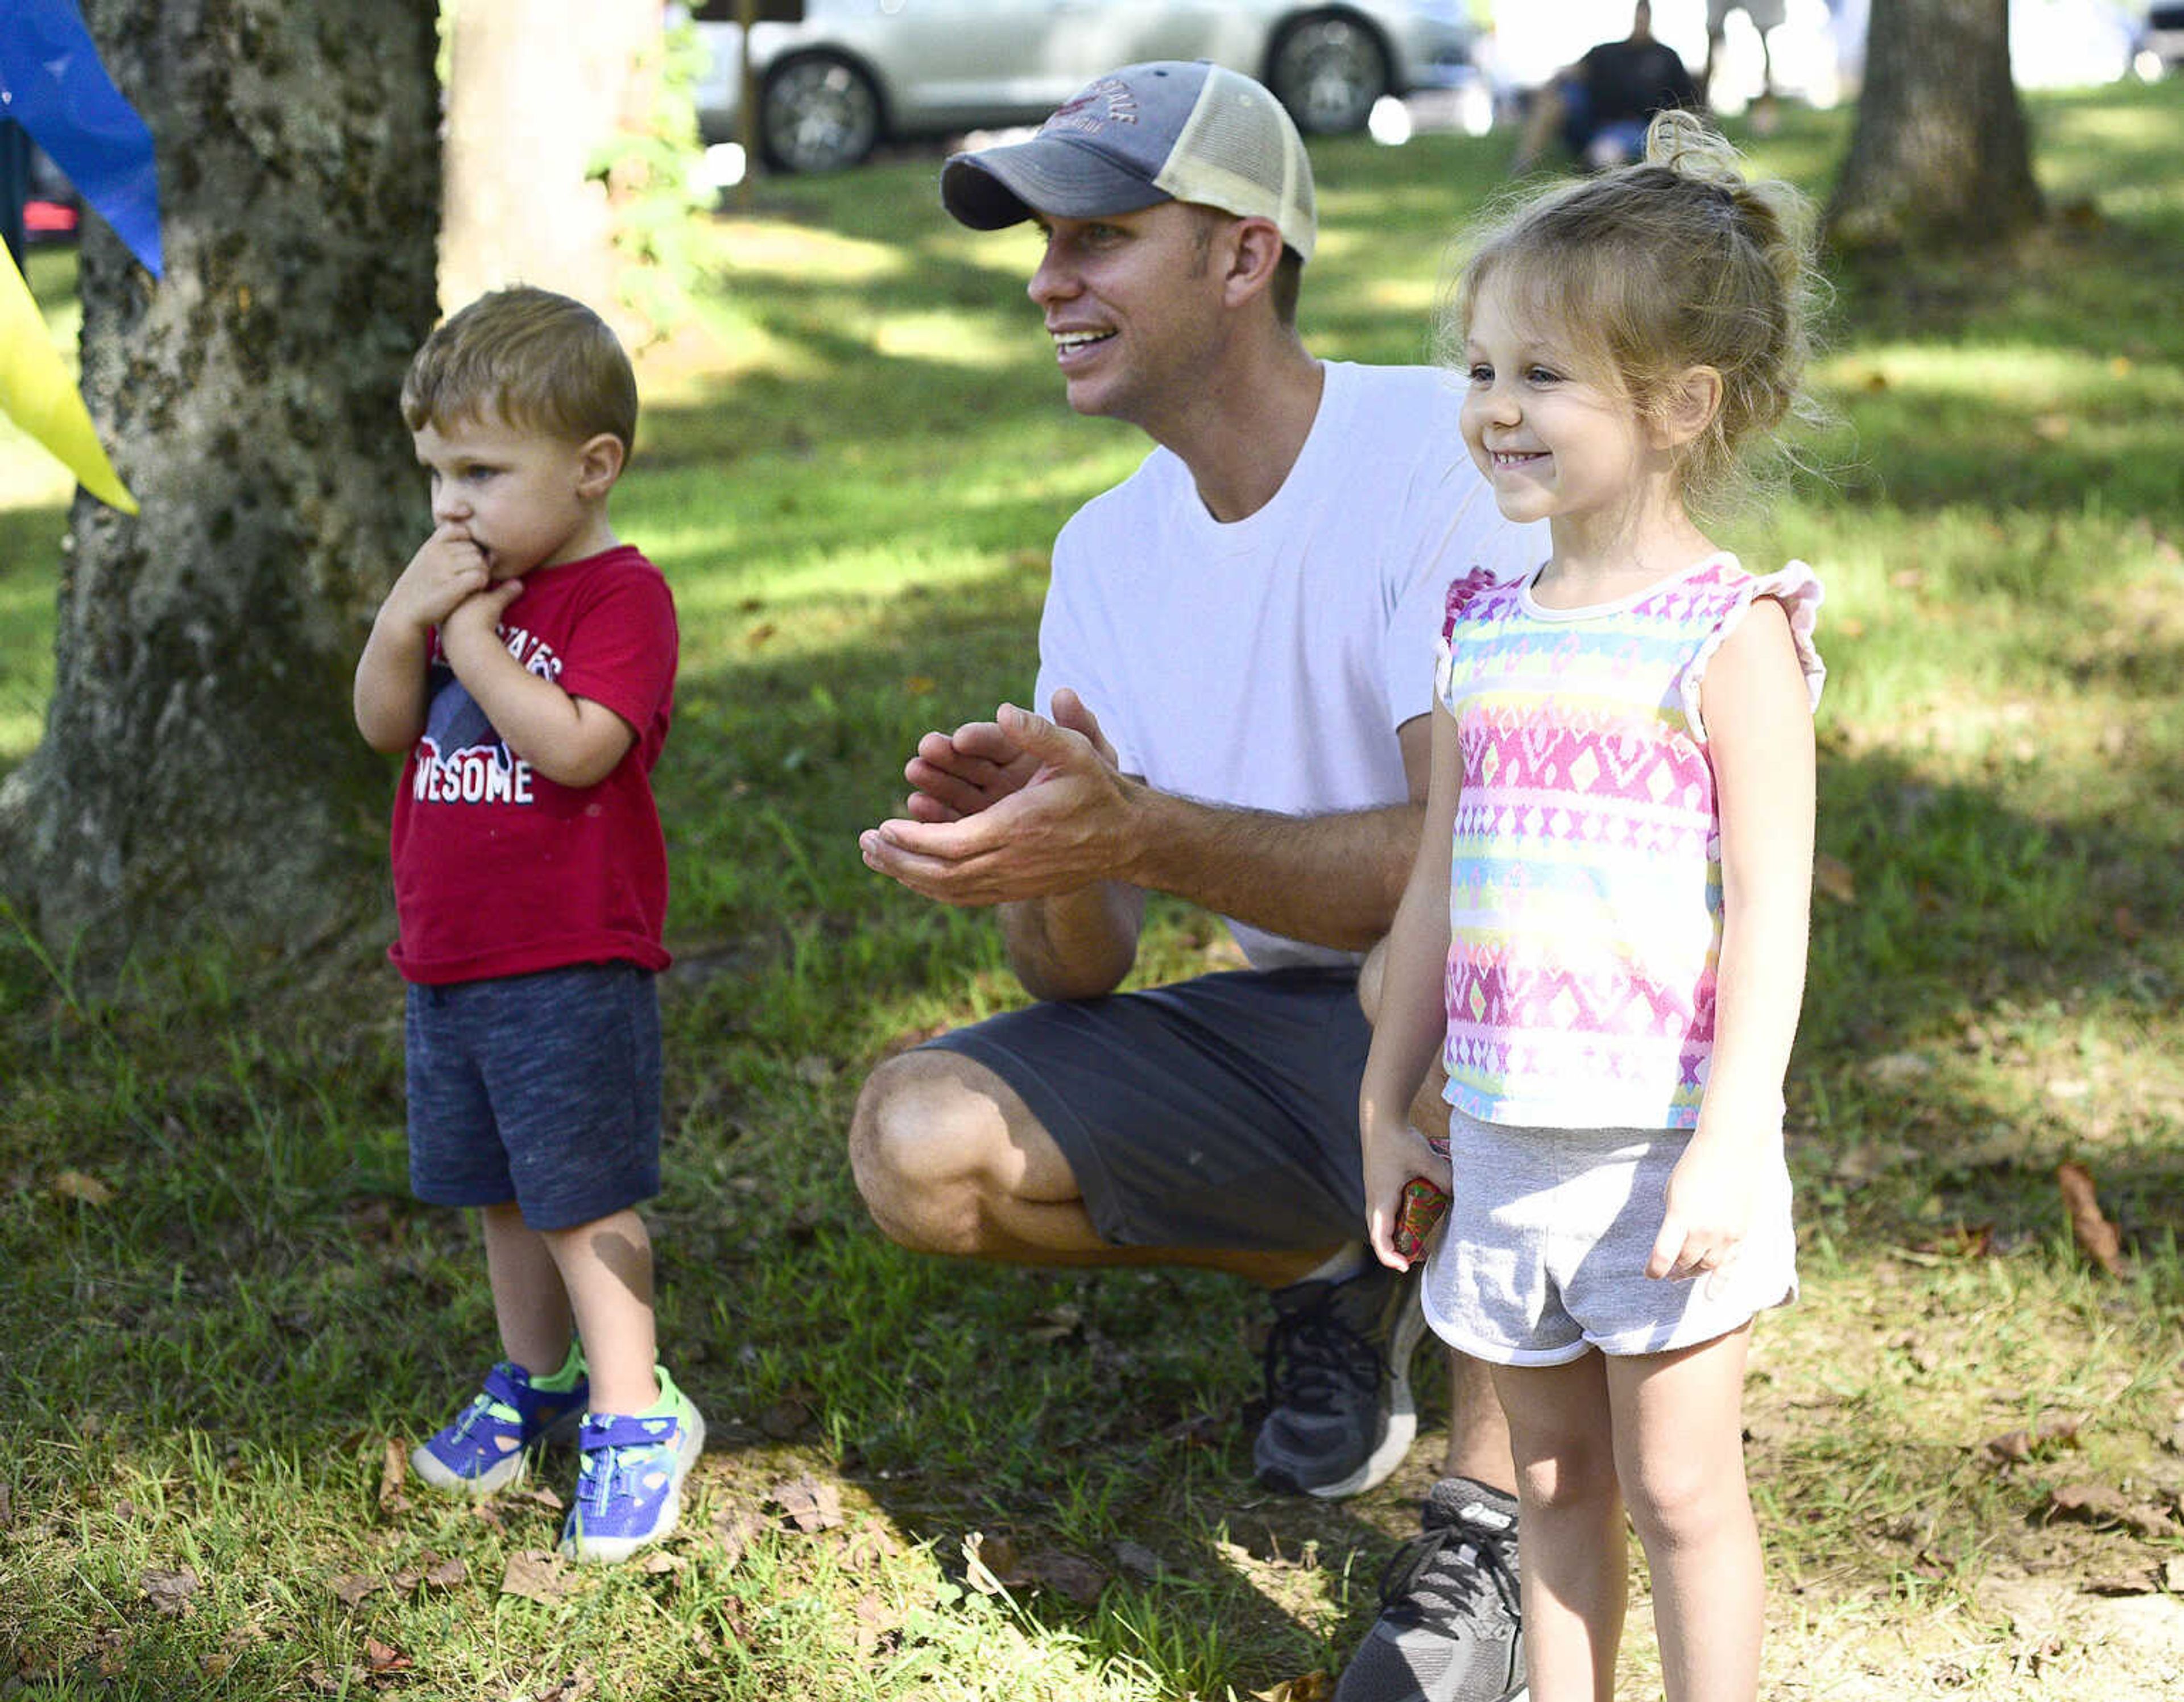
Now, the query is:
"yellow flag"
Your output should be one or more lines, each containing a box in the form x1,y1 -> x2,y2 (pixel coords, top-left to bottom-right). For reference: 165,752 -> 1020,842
0,247 -> 137,515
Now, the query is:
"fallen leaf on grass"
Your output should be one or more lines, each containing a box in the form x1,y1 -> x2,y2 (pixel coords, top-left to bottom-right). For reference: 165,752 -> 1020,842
2047,1482 -> 2175,1539
377,1440 -> 409,1515
768,1475 -> 843,1534
843,1526 -> 904,1572
1024,1304 -> 1083,1344
87,1628 -> 126,1678
961,1532 -> 1106,1604
0,1481 -> 12,1529
500,1550 -> 575,1605
388,1553 -> 466,1592
362,1637 -> 412,1675
2057,1162 -> 2128,1277
1253,1674 -> 1336,1702
712,1504 -> 766,1567
1913,1223 -> 1994,1260
2086,1570 -> 2160,1596
52,1170 -> 115,1206
142,1568 -> 199,1616
1984,1412 -> 2082,1464
640,1550 -> 685,1575
851,1588 -> 894,1652
963,1531 -> 1024,1593
1021,1549 -> 1107,1606
519,1484 -> 566,1512
330,1573 -> 382,1609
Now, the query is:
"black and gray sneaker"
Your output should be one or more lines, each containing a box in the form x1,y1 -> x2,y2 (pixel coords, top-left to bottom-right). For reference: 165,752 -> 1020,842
1334,1477 -> 1527,1702
1252,1254 -> 1428,1498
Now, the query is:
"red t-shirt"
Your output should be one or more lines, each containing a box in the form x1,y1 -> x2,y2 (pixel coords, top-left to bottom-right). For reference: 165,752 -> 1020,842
387,544 -> 677,984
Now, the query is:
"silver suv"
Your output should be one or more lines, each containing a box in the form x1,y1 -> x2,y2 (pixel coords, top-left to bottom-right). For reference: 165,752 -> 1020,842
690,1 -> 1478,173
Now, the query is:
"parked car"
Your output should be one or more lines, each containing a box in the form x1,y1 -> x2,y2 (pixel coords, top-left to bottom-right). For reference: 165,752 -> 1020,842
2143,1 -> 2184,69
23,144 -> 80,247
688,0 -> 1479,173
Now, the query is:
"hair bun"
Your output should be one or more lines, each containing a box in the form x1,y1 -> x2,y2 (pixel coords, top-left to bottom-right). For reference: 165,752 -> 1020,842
1645,109 -> 1744,192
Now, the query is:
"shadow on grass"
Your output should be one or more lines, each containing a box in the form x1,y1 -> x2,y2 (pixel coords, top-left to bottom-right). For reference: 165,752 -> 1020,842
3,637 -> 2181,1694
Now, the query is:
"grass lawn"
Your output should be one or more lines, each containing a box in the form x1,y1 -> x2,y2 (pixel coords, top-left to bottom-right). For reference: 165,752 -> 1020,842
4,80 -> 2184,1700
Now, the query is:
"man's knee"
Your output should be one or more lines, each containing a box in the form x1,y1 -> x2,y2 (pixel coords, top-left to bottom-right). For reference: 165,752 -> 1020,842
1356,937 -> 1387,1024
1356,939 -> 1452,1143
849,1047 -> 1011,1257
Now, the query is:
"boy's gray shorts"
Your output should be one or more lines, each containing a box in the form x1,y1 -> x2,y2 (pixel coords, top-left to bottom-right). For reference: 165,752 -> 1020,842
406,962 -> 662,1232
924,967 -> 1370,1252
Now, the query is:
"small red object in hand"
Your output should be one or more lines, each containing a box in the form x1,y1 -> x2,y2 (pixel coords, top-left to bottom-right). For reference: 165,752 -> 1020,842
1391,1176 -> 1450,1263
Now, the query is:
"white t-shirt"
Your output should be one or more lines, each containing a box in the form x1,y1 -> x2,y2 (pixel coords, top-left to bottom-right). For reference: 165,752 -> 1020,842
1034,361 -> 1547,970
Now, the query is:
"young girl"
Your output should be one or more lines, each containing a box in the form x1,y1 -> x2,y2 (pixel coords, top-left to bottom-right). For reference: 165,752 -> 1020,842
1359,111 -> 1825,1702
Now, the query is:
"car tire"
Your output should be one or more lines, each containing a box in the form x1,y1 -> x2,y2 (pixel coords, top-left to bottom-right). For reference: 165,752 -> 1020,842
759,52 -> 883,174
1267,11 -> 1391,135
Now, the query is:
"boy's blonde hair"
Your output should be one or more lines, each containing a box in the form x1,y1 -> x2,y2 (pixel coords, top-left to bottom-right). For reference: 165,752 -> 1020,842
401,286 -> 638,453
1443,110 -> 1826,515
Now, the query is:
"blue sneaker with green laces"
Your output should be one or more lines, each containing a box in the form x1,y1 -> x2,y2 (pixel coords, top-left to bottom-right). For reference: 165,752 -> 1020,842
560,1366 -> 705,1564
411,1360 -> 588,1496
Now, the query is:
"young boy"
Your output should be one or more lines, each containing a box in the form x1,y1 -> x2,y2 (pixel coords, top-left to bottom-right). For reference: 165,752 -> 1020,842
353,286 -> 699,1564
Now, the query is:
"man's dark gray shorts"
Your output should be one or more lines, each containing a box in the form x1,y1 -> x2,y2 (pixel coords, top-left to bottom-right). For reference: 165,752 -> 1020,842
925,966 -> 1370,1252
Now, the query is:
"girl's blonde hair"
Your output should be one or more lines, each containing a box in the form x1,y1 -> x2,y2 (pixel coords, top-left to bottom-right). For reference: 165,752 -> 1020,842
1443,109 -> 1826,515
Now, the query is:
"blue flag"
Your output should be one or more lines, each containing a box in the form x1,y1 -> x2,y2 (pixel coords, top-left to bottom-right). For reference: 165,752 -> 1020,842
0,0 -> 160,276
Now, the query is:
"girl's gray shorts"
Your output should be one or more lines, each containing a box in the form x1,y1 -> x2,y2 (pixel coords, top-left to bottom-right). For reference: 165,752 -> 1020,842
1421,1105 -> 1797,1366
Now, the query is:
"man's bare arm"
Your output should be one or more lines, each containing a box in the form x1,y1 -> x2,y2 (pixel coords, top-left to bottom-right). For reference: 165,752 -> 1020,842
863,699 -> 1431,994
1122,784 -> 1424,952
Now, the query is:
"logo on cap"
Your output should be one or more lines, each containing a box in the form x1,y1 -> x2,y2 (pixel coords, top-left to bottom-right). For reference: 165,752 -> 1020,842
1044,75 -> 1141,135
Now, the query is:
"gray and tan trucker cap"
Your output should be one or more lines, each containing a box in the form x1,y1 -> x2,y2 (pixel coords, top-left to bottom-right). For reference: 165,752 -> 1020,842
940,60 -> 1317,262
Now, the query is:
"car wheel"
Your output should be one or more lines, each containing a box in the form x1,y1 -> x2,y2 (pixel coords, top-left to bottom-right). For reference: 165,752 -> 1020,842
1267,12 -> 1390,135
759,53 -> 882,174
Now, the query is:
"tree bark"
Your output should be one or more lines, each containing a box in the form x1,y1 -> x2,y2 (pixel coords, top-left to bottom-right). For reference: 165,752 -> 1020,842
440,0 -> 665,325
0,0 -> 440,954
1826,0 -> 2044,251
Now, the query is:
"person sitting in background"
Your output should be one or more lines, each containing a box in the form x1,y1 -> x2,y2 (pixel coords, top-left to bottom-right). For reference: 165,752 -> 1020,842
1511,1 -> 1701,173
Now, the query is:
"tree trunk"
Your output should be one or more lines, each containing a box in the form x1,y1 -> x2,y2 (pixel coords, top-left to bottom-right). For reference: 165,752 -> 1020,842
440,0 -> 665,326
1826,0 -> 2044,251
0,0 -> 440,954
